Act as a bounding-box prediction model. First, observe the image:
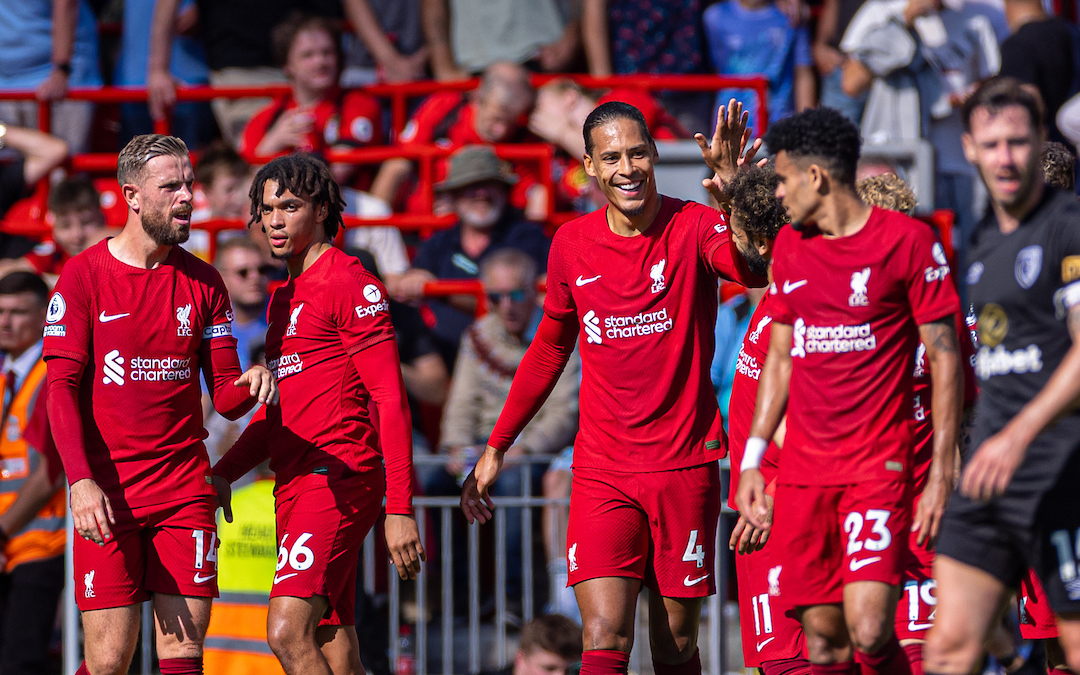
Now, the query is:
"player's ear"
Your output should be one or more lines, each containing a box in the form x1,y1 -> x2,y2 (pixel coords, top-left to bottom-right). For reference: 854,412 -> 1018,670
808,163 -> 827,194
755,234 -> 773,259
583,152 -> 597,178
121,183 -> 140,213
315,203 -> 328,223
961,133 -> 977,165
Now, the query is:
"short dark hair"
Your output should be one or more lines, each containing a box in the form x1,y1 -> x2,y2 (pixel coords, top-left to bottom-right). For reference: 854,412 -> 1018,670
47,177 -> 100,215
962,77 -> 1044,133
248,153 -> 346,239
518,615 -> 583,661
196,141 -> 249,187
728,165 -> 788,240
763,107 -> 861,185
271,12 -> 343,70
117,134 -> 189,186
0,272 -> 49,306
583,101 -> 655,157
1042,141 -> 1075,190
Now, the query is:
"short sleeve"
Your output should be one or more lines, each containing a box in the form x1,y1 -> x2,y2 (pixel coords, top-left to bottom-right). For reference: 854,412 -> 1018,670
698,207 -> 768,287
542,229 -> 576,321
202,268 -> 238,351
43,257 -> 91,364
903,223 -> 961,325
332,269 -> 397,355
339,92 -> 383,147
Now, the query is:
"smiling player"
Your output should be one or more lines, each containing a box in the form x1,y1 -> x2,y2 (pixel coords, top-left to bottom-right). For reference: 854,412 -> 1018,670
460,101 -> 767,675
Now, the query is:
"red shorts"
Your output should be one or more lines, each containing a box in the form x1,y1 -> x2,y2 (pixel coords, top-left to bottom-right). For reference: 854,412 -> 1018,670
735,541 -> 805,667
74,496 -> 218,611
895,489 -> 937,642
1018,568 -> 1059,640
566,464 -> 720,597
770,480 -> 910,606
272,471 -> 383,626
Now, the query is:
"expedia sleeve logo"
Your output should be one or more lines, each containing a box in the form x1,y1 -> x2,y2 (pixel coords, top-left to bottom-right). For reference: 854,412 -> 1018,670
202,323 -> 233,339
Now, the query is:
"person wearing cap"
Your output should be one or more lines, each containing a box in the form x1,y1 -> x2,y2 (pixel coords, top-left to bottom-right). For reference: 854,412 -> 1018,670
394,144 -> 550,370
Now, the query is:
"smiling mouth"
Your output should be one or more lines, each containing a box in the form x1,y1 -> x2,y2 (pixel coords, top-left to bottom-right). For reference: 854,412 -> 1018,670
615,181 -> 643,194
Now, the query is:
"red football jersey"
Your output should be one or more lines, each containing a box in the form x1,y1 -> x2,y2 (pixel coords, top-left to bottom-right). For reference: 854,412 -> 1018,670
769,207 -> 961,486
544,196 -> 762,472
909,311 -> 978,491
261,247 -> 397,496
43,240 -> 236,507
398,91 -> 542,213
726,290 -> 781,510
24,240 -> 70,276
238,88 -> 382,160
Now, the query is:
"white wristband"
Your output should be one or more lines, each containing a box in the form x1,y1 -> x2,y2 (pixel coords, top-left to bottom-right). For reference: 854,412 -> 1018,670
740,437 -> 768,472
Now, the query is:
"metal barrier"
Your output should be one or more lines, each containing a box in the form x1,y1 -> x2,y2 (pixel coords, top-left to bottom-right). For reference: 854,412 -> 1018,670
61,457 -> 738,675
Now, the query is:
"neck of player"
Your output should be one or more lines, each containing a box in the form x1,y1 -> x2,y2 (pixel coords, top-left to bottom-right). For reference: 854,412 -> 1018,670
994,179 -> 1045,235
287,238 -> 334,278
812,188 -> 873,239
109,221 -> 172,269
607,191 -> 662,237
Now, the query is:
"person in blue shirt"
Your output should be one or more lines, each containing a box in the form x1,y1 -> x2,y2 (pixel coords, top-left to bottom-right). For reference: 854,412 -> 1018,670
703,0 -> 816,131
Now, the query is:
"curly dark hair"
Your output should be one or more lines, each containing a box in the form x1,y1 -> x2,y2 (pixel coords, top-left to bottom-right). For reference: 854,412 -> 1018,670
763,107 -> 861,185
583,101 -> 655,157
1042,141 -> 1075,190
727,165 -> 788,240
248,153 -> 346,239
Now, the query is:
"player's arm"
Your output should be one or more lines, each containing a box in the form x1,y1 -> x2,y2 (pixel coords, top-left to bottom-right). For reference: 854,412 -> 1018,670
737,322 -> 792,529
962,302 -> 1080,500
0,446 -> 65,547
461,311 -> 578,524
46,356 -> 115,545
696,99 -> 766,210
914,317 -> 962,546
199,342 -> 277,418
212,407 -> 271,522
350,338 -> 426,580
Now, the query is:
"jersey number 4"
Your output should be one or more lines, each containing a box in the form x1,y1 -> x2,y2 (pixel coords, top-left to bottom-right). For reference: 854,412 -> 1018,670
683,529 -> 706,568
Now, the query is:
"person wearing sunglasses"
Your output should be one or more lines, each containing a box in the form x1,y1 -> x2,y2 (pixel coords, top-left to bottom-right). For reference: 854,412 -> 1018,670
214,238 -> 271,371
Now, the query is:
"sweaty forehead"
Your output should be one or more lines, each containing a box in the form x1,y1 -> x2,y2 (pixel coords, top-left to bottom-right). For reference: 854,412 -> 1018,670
261,180 -> 306,205
146,154 -> 193,182
590,118 -> 649,153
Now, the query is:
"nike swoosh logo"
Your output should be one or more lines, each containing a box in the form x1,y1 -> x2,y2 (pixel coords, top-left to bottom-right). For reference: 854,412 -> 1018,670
193,573 -> 216,584
683,574 -> 709,587
99,311 -> 131,323
274,572 -> 299,585
908,621 -> 933,631
576,275 -> 601,286
849,556 -> 882,572
756,637 -> 776,652
782,279 -> 808,294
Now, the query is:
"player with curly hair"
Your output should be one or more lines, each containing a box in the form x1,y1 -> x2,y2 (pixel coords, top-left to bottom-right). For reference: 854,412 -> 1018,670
856,174 -> 917,216
1041,141 -> 1075,190
738,107 -> 964,675
213,153 -> 424,675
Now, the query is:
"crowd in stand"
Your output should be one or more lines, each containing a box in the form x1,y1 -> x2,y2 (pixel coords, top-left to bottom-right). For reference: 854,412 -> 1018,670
0,0 -> 1078,672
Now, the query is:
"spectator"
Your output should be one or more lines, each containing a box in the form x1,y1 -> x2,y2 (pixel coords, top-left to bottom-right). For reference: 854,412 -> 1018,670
581,0 -> 711,131
478,614 -> 584,675
0,271 -> 67,675
841,0 -> 1001,264
421,0 -> 580,80
238,15 -> 383,182
813,0 -> 871,124
193,142 -> 251,223
372,61 -> 548,220
857,171 -> 918,213
702,0 -> 816,130
395,146 -> 550,367
1042,141 -> 1076,191
214,239 -> 270,371
426,248 -> 579,618
22,178 -> 106,280
0,0 -> 102,154
0,125 -> 67,266
114,0 -> 216,150
999,0 -> 1077,146
339,0 -> 429,86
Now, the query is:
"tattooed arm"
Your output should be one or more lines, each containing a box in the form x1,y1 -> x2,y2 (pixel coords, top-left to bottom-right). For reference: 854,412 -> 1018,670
962,304 -> 1080,500
913,317 -> 963,547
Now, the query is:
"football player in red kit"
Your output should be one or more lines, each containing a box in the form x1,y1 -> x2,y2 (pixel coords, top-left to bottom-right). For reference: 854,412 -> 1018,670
738,108 -> 964,675
212,153 -> 424,675
44,134 -> 277,675
460,101 -> 767,675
